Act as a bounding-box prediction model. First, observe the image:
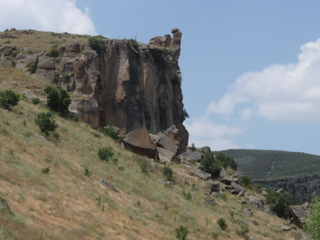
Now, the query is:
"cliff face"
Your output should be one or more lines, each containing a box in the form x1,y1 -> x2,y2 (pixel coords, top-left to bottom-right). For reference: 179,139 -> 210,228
60,29 -> 188,151
255,175 -> 320,204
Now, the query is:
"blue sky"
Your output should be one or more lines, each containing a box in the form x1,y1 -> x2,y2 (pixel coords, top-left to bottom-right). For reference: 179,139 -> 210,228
2,0 -> 320,155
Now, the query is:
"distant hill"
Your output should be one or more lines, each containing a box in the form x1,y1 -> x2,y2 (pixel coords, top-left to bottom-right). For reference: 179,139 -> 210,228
213,149 -> 320,180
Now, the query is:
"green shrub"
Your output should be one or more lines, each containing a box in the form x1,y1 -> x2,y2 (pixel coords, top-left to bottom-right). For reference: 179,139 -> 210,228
189,143 -> 196,151
10,60 -> 16,68
140,162 -> 149,175
182,191 -> 192,201
29,63 -> 37,74
44,86 -> 71,116
31,98 -> 40,105
175,225 -> 189,240
239,175 -> 252,187
42,167 -> 50,174
128,38 -> 139,50
200,153 -> 221,178
35,112 -> 58,136
85,168 -> 91,176
183,108 -> 189,119
217,218 -> 227,230
98,147 -> 114,161
303,196 -> 320,239
88,36 -> 105,53
0,89 -> 20,110
215,153 -> 238,170
99,127 -> 122,142
46,48 -> 59,58
265,189 -> 292,218
162,166 -> 173,181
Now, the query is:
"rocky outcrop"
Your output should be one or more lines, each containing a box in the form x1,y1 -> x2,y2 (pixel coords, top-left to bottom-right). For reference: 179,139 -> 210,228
57,28 -> 188,153
255,174 -> 320,204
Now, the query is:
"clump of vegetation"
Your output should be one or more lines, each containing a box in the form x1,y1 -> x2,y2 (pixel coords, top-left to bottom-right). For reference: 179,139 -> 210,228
235,220 -> 249,237
128,38 -> 139,50
175,225 -> 189,240
0,89 -> 20,110
140,162 -> 149,175
183,108 -> 189,119
239,175 -> 252,187
31,97 -> 40,105
44,86 -> 71,116
46,43 -> 59,58
162,166 -> 173,181
182,191 -> 192,201
200,153 -> 238,178
98,147 -> 114,161
88,35 -> 105,54
189,143 -> 196,151
99,127 -> 122,142
34,112 -> 58,136
265,189 -> 292,218
29,63 -> 37,74
304,196 -> 320,239
217,218 -> 228,230
200,153 -> 222,178
85,168 -> 91,176
42,167 -> 50,174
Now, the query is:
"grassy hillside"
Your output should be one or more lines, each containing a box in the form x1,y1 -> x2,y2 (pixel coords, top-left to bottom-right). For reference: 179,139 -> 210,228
214,149 -> 320,180
0,30 -> 297,239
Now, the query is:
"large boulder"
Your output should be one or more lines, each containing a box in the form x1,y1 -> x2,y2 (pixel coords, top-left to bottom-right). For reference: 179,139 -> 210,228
179,149 -> 202,162
123,126 -> 158,160
190,168 -> 211,180
156,135 -> 178,155
290,203 -> 309,228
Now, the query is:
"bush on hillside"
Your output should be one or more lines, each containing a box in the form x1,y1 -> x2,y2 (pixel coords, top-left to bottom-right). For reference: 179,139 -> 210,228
266,189 -> 292,218
303,196 -> 320,239
162,166 -> 173,181
88,36 -> 105,54
217,218 -> 228,230
0,89 -> 20,110
215,153 -> 238,170
175,225 -> 189,240
200,153 -> 222,178
44,86 -> 71,116
98,147 -> 114,161
99,127 -> 122,142
239,175 -> 252,187
29,63 -> 37,74
35,112 -> 58,136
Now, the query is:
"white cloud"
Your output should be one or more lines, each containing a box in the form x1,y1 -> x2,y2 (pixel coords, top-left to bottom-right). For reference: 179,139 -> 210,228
208,38 -> 320,123
184,116 -> 243,151
0,0 -> 96,35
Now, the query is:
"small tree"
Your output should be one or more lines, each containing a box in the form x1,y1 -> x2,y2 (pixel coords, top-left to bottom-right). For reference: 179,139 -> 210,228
217,218 -> 228,230
265,189 -> 292,218
303,196 -> 320,239
215,153 -> 238,170
35,112 -> 58,136
44,86 -> 71,116
0,89 -> 20,110
239,175 -> 252,187
200,153 -> 221,178
88,36 -> 105,54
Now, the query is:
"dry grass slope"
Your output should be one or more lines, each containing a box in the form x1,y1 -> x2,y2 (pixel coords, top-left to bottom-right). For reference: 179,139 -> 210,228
0,30 -> 296,240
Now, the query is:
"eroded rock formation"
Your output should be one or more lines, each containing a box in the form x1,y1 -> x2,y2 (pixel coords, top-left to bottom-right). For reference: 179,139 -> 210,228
59,28 -> 188,152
